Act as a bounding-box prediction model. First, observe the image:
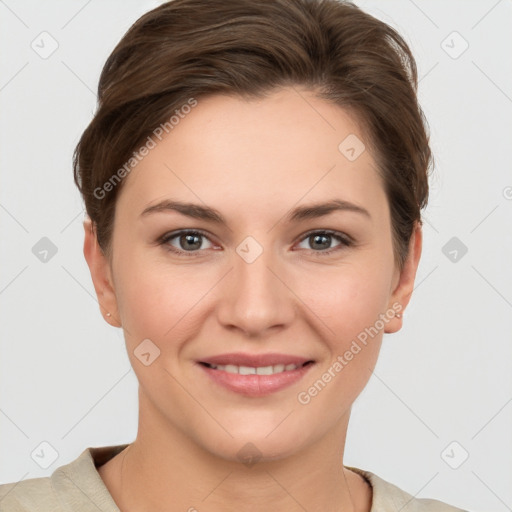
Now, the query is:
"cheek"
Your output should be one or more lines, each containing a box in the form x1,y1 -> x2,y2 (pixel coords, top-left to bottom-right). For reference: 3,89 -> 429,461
293,269 -> 390,416
296,263 -> 392,342
113,250 -> 217,347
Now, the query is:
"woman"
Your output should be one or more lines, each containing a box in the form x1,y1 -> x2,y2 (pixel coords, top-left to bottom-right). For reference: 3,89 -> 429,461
0,0 -> 469,510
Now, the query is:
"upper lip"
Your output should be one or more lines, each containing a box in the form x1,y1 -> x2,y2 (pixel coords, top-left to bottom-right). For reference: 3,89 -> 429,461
198,353 -> 314,367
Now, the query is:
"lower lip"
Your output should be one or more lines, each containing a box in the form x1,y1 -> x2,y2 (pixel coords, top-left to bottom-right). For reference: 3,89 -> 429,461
197,363 -> 315,397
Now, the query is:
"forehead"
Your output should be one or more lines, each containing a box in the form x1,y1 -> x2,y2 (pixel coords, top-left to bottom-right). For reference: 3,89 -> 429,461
116,87 -> 387,223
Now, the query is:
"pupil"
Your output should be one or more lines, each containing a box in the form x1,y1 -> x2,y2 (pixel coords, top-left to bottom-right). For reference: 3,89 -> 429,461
178,233 -> 332,251
182,233 -> 201,250
311,234 -> 330,250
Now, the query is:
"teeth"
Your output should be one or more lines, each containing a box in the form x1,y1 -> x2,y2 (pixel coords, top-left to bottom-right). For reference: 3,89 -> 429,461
208,363 -> 301,374
239,365 -> 256,375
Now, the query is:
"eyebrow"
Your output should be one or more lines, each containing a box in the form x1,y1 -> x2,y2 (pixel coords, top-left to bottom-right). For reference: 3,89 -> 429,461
140,198 -> 371,224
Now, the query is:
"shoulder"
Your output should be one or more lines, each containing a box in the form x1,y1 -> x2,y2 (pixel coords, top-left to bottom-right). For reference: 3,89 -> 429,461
0,444 -> 127,512
346,466 -> 470,512
0,475 -> 59,512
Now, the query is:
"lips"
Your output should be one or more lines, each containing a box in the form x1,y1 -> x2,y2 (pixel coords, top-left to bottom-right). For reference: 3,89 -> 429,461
196,352 -> 316,397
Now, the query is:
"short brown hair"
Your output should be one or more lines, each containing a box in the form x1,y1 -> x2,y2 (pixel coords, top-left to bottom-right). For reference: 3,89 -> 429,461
73,0 -> 432,271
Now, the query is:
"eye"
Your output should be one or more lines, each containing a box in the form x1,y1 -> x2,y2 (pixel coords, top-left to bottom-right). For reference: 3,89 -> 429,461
159,229 -> 216,256
295,230 -> 353,256
158,228 -> 353,258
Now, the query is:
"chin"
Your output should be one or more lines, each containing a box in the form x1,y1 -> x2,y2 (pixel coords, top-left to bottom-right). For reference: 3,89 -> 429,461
203,435 -> 304,466
192,416 -> 317,466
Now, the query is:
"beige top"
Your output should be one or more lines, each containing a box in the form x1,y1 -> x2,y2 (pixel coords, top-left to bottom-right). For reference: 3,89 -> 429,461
0,444 -> 468,511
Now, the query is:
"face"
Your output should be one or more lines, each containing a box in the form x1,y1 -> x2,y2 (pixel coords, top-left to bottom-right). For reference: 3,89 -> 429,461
84,86 -> 421,462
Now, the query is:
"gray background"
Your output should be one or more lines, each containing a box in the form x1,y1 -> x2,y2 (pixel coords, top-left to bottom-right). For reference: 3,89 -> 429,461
1,1 -> 511,511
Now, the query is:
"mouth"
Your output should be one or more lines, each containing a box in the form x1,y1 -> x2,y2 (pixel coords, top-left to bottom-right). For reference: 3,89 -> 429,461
198,360 -> 315,375
196,353 -> 316,397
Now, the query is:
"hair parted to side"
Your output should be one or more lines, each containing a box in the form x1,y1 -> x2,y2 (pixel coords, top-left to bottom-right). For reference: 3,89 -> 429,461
73,0 -> 433,271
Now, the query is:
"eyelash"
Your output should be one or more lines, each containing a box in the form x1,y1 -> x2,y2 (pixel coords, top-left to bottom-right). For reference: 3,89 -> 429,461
158,229 -> 354,258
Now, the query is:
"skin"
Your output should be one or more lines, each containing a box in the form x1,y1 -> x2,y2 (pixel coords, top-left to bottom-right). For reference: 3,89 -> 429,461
84,86 -> 422,512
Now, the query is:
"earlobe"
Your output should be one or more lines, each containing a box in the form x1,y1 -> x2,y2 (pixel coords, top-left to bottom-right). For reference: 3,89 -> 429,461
384,222 -> 423,334
82,216 -> 121,327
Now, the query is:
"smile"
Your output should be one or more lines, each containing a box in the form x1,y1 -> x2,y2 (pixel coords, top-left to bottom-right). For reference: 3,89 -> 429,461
197,359 -> 315,397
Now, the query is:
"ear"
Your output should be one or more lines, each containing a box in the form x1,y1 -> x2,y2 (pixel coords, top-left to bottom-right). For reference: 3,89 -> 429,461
83,216 -> 121,327
384,221 -> 422,334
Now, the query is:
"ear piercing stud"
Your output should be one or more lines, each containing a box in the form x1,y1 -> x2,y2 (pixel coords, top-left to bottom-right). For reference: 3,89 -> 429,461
106,312 -> 111,317
395,313 -> 402,318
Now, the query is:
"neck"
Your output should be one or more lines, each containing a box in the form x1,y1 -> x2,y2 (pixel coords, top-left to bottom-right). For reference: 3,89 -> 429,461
100,391 -> 371,512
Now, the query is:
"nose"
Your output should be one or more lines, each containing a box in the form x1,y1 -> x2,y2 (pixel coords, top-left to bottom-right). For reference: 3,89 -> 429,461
216,244 -> 295,338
